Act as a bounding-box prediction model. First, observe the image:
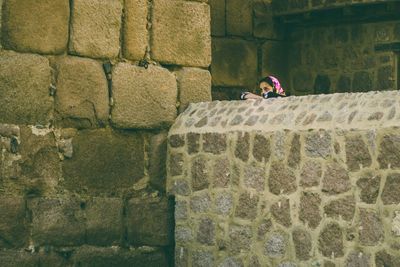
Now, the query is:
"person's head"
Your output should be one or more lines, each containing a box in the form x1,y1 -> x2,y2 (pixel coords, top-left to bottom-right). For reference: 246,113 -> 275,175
258,76 -> 285,95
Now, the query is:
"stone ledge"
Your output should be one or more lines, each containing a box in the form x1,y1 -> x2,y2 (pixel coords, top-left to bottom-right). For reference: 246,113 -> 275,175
170,91 -> 400,135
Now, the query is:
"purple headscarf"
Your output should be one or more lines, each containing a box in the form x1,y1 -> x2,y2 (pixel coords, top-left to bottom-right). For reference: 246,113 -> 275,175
268,76 -> 285,95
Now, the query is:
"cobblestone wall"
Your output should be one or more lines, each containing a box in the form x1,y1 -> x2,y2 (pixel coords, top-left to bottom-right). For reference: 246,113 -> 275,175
167,90 -> 400,267
0,0 -> 211,266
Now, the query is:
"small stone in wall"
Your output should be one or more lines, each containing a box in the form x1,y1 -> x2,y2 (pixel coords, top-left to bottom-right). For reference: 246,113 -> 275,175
359,209 -> 384,246
169,153 -> 184,177
243,165 -> 265,192
235,132 -> 250,162
324,196 -> 356,222
271,198 -> 291,228
175,200 -> 188,220
258,218 -> 273,240
191,156 -> 210,191
169,134 -> 185,148
175,246 -> 188,267
253,133 -> 271,163
169,179 -> 190,196
192,250 -> 214,267
58,138 -> 73,159
277,262 -> 298,267
345,135 -> 372,171
356,173 -> 381,204
190,192 -> 211,213
213,157 -> 231,188
268,162 -> 297,195
305,130 -> 332,158
215,191 -> 233,216
265,233 -> 286,258
228,225 -> 252,253
392,211 -> 400,236
375,250 -> 400,267
203,133 -> 226,154
377,134 -> 400,169
288,134 -> 301,169
299,191 -> 322,229
235,191 -> 259,220
175,226 -> 193,243
318,222 -> 344,258
300,160 -> 322,187
187,133 -> 200,154
197,217 -> 215,245
322,162 -> 351,195
345,251 -> 371,267
292,228 -> 312,261
218,257 -> 244,267
381,173 -> 400,205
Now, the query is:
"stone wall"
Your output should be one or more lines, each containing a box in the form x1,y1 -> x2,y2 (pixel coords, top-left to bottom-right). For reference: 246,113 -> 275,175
167,90 -> 400,266
0,0 -> 211,266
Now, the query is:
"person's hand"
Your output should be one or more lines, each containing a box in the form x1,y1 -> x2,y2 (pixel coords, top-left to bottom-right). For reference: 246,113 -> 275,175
241,92 -> 262,100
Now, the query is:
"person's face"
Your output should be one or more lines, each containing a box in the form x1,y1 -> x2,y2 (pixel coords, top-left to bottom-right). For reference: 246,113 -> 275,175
259,81 -> 273,94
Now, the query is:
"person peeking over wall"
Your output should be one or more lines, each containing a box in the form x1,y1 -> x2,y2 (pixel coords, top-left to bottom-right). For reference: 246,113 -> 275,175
240,76 -> 287,100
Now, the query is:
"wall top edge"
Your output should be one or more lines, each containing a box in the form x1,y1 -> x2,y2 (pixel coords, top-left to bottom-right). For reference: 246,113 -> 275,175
169,90 -> 400,135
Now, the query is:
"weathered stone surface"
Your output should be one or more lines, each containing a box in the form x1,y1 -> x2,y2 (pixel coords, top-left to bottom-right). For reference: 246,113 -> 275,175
55,57 -> 109,128
314,75 -> 331,94
228,225 -> 252,253
69,0 -> 122,58
226,0 -> 252,36
258,218 -> 273,240
86,197 -> 122,245
71,246 -> 168,267
357,173 -> 381,204
175,199 -> 188,220
393,211 -> 400,236
300,160 -> 322,187
175,246 -> 188,267
0,197 -> 28,248
187,133 -> 201,154
215,191 -> 233,215
169,179 -> 190,196
378,66 -> 394,90
197,217 -> 215,245
169,134 -> 185,148
175,226 -> 193,243
292,228 -> 312,261
254,2 -> 278,39
288,134 -> 301,168
375,250 -> 400,267
378,134 -> 400,169
210,0 -> 225,36
169,153 -> 185,178
265,233 -> 286,258
253,133 -> 271,163
190,192 -> 211,213
2,0 -> 69,54
352,71 -> 372,92
345,135 -> 372,171
322,162 -> 351,195
300,192 -> 322,229
243,165 -> 265,191
0,250 -> 39,267
381,173 -> 400,205
359,209 -> 384,246
63,128 -> 144,195
235,132 -> 250,162
0,51 -> 53,125
192,250 -> 214,267
213,157 -> 231,187
270,198 -> 291,228
111,64 -> 177,129
127,195 -> 173,246
152,0 -> 211,67
212,38 -> 258,87
192,156 -> 210,191
235,191 -> 259,219
268,162 -> 297,195
345,251 -> 371,267
319,222 -> 344,258
149,132 -> 167,191
175,68 -> 212,113
203,133 -> 226,154
324,196 -> 356,221
30,198 -> 85,246
123,0 -> 148,60
305,130 -> 332,158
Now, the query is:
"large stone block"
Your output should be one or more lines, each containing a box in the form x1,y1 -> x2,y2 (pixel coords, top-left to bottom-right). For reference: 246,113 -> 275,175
2,0 -> 69,54
0,51 -> 53,125
212,38 -> 258,88
69,0 -> 122,59
151,0 -> 211,67
226,0 -> 252,36
111,64 -> 177,129
149,132 -> 168,191
127,195 -> 173,246
123,0 -> 148,60
55,57 -> 109,128
62,128 -> 144,195
175,67 -> 212,113
0,251 -> 39,267
210,0 -> 225,36
86,197 -> 123,245
378,134 -> 400,169
29,198 -> 85,246
0,197 -> 28,248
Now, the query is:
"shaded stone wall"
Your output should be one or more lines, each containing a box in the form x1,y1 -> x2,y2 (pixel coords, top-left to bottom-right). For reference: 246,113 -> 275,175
167,91 -> 400,266
0,0 -> 211,266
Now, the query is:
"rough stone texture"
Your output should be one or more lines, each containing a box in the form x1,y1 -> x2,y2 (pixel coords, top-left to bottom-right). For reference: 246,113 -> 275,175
29,198 -> 85,246
127,195 -> 173,246
175,68 -> 212,113
378,134 -> 400,169
393,211 -> 400,236
345,251 -> 371,267
69,0 -> 122,59
212,38 -> 258,88
210,0 -> 225,36
192,155 -> 210,191
319,222 -> 344,258
226,0 -> 252,36
228,225 -> 252,253
305,130 -> 332,158
169,152 -> 184,177
197,217 -> 215,245
213,157 -> 231,187
243,166 -> 265,191
152,0 -> 211,67
359,209 -> 384,246
0,197 -> 28,248
86,198 -> 122,245
268,162 -> 297,195
190,192 -> 211,213
265,233 -> 286,258
253,133 -> 271,163
324,196 -> 356,221
63,128 -> 144,195
111,64 -> 177,129
235,132 -> 250,162
381,173 -> 400,205
2,0 -> 69,54
292,228 -> 312,261
187,133 -> 201,154
55,57 -> 109,128
345,135 -> 372,171
356,173 -> 381,204
300,192 -> 322,229
375,250 -> 400,267
0,51 -> 53,125
123,0 -> 148,60
271,198 -> 291,227
148,132 -> 168,191
235,191 -> 259,219
300,160 -> 322,187
192,250 -> 214,267
288,134 -> 301,168
215,191 -> 233,215
71,246 -> 168,267
203,133 -> 226,154
0,250 -> 39,267
322,162 -> 351,195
